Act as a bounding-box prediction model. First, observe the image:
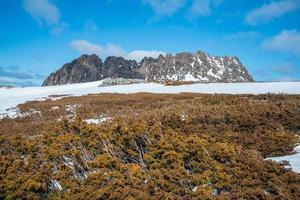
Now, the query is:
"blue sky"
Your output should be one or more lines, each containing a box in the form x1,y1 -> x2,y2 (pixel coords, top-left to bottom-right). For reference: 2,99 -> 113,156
0,0 -> 300,86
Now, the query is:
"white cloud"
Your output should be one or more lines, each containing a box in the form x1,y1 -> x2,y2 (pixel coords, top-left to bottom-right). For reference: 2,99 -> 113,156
23,0 -> 60,25
143,0 -> 186,20
70,40 -> 126,58
105,44 -> 126,57
144,0 -> 224,21
23,0 -> 67,35
245,0 -> 300,25
127,50 -> 166,61
70,40 -> 165,61
188,0 -> 223,18
70,40 -> 104,55
0,76 -> 17,84
262,29 -> 300,56
0,76 -> 38,87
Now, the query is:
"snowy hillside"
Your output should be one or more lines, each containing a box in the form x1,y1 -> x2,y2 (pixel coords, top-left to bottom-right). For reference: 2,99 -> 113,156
1,81 -> 300,118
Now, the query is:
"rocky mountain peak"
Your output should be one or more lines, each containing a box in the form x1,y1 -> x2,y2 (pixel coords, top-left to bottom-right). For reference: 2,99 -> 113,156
139,51 -> 254,83
104,56 -> 137,68
195,50 -> 208,58
75,54 -> 102,66
42,54 -> 103,86
103,56 -> 142,79
42,50 -> 254,86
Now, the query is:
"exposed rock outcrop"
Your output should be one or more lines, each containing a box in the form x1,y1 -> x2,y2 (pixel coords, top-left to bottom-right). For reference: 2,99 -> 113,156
139,51 -> 254,82
103,57 -> 143,79
42,54 -> 103,86
42,50 -> 254,86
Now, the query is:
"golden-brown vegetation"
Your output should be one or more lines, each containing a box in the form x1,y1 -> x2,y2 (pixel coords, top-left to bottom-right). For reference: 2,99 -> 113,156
0,93 -> 299,199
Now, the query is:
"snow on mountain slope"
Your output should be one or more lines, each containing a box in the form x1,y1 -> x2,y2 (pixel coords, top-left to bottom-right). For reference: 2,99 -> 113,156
139,51 -> 254,83
1,81 -> 300,118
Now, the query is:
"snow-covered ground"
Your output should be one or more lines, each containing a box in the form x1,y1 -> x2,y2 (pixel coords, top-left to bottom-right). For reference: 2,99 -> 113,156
268,145 -> 300,173
1,81 -> 300,118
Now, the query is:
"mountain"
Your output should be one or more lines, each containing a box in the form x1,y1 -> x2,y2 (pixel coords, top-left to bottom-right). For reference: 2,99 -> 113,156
42,54 -> 102,86
42,54 -> 143,86
139,51 -> 254,82
103,56 -> 143,79
42,51 -> 254,86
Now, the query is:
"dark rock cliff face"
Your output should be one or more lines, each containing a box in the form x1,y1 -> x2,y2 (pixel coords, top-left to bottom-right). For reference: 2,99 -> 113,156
42,55 -> 143,86
103,57 -> 143,79
42,54 -> 103,86
42,51 -> 254,86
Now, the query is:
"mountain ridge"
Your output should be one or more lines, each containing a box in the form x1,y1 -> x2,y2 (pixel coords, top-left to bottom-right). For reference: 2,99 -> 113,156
42,50 -> 254,86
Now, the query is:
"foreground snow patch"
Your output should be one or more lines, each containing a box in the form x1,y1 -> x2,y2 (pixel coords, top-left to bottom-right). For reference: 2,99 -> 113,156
84,116 -> 111,125
0,81 -> 300,118
50,179 -> 62,191
268,145 -> 300,173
